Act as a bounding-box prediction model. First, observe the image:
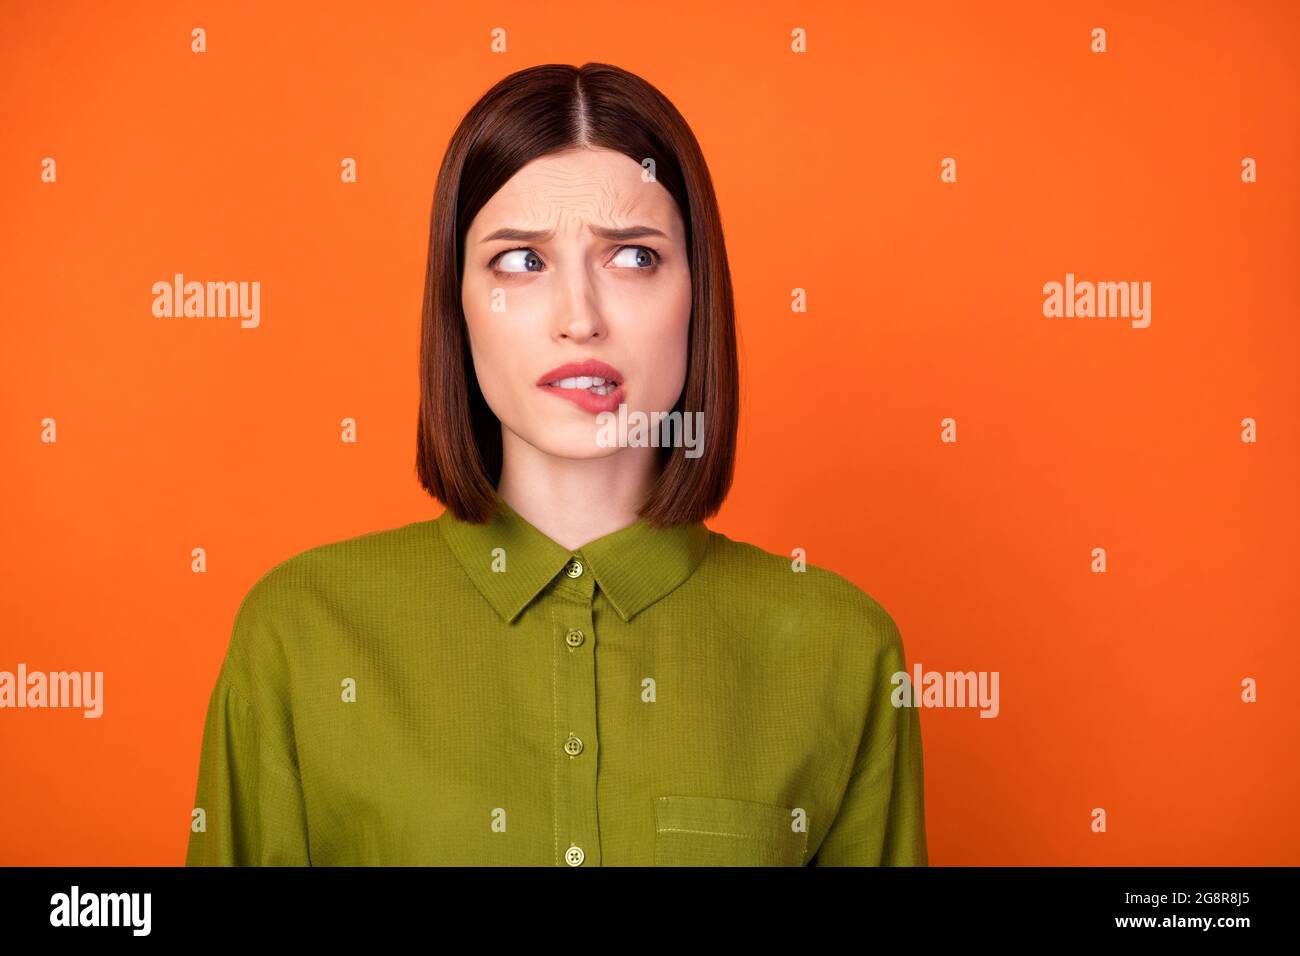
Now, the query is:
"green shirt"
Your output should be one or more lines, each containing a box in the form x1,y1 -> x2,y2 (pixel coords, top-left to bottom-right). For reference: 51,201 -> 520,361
185,494 -> 927,866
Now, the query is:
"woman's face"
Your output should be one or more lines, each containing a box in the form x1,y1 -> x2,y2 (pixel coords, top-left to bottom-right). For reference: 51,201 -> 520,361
460,146 -> 692,460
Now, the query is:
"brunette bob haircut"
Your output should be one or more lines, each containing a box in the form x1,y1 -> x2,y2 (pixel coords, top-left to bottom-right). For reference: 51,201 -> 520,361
416,62 -> 738,528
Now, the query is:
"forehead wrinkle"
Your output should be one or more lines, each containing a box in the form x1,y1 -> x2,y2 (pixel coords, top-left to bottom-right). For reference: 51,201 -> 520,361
531,167 -> 621,233
510,172 -> 655,238
482,153 -> 676,241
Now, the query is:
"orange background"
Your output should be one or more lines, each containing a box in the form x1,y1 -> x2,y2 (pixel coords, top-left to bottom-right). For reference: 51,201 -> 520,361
1,0 -> 1296,865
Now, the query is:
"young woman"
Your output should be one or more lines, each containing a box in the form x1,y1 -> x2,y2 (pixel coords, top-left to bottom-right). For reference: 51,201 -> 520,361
186,62 -> 927,867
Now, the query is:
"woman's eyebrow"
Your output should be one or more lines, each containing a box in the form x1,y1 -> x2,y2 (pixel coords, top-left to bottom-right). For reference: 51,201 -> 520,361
479,224 -> 670,244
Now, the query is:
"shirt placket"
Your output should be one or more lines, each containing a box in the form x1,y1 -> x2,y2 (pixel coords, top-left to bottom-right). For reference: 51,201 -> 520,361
551,551 -> 600,867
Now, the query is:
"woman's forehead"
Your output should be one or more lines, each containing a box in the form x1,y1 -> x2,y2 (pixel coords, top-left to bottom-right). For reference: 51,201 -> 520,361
472,148 -> 681,239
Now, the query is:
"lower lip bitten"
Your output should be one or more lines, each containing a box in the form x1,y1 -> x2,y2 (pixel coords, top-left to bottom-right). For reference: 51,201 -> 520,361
537,381 -> 625,414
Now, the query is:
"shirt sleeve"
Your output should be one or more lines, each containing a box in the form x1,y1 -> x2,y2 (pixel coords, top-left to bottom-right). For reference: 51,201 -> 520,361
185,586 -> 311,866
810,615 -> 928,866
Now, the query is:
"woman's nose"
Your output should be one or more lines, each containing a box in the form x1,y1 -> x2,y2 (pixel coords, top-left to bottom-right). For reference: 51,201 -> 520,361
551,261 -> 605,341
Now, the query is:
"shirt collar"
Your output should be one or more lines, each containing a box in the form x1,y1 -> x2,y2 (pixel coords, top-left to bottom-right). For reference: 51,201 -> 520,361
439,491 -> 711,624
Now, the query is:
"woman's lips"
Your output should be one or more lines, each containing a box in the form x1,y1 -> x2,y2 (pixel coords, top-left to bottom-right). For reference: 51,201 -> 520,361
536,359 -> 626,415
537,379 -> 626,415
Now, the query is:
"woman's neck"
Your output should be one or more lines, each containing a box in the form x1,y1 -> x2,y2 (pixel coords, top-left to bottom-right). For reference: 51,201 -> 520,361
495,426 -> 659,551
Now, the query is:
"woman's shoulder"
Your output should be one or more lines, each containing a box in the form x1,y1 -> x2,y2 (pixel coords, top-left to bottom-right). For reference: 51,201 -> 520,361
231,518 -> 444,620
699,526 -> 904,658
215,518 -> 447,674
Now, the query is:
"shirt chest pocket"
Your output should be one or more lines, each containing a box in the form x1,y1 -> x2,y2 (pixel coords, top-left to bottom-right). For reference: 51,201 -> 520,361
653,795 -> 808,867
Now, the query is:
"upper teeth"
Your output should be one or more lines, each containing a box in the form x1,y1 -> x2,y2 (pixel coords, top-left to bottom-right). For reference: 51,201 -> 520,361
549,376 -> 609,388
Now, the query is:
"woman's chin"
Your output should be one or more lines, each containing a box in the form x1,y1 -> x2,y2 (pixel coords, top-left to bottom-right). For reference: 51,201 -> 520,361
552,440 -> 625,461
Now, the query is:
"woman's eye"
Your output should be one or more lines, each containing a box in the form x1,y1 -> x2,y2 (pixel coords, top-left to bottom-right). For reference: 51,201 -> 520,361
494,249 -> 545,273
611,245 -> 660,270
491,245 -> 659,274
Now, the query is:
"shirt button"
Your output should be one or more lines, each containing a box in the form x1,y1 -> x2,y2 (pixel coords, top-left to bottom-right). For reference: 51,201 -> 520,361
563,735 -> 584,756
565,628 -> 585,647
565,559 -> 584,578
565,845 -> 585,866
